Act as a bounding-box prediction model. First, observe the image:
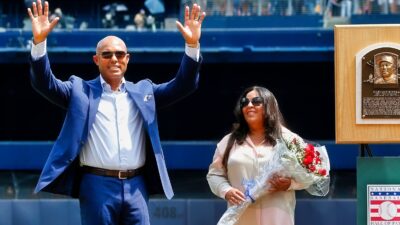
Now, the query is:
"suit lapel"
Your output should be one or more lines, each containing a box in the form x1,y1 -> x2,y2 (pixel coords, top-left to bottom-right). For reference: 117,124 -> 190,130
87,77 -> 102,137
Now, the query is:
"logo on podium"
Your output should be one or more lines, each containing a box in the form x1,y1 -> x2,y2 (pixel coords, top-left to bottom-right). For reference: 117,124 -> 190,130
368,184 -> 400,224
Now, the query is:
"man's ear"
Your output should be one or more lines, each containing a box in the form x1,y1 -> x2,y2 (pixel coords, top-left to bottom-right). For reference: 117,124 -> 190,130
93,55 -> 99,65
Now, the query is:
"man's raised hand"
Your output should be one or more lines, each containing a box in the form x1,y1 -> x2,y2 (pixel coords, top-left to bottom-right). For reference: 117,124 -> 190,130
27,0 -> 59,44
176,4 -> 206,48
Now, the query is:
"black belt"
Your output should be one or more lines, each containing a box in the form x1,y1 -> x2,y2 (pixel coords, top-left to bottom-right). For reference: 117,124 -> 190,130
81,166 -> 143,179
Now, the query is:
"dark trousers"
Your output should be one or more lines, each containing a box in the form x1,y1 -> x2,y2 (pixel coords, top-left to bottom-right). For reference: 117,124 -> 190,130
79,173 -> 150,225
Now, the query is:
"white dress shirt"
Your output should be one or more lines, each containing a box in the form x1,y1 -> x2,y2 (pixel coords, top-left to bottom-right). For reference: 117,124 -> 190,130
80,77 -> 147,170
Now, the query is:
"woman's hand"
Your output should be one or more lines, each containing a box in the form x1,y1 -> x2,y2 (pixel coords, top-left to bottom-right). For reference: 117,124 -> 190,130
225,188 -> 246,205
268,175 -> 291,192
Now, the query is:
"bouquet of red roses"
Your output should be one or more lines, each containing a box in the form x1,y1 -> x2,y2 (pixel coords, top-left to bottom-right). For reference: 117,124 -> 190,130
281,131 -> 330,196
217,131 -> 330,225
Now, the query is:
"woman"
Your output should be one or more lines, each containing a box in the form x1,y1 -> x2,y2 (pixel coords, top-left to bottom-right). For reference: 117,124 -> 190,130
207,86 -> 309,225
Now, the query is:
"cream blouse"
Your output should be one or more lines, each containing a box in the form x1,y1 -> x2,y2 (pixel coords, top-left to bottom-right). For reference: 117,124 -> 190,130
207,128 -> 307,225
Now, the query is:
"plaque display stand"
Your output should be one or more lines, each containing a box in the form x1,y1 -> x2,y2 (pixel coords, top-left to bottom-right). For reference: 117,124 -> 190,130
359,144 -> 372,157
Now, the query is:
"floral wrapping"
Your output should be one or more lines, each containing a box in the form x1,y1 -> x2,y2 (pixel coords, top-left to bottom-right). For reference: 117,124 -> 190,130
217,133 -> 330,225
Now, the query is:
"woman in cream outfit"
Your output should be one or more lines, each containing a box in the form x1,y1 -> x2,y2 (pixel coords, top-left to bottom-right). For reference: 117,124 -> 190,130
207,86 -> 309,225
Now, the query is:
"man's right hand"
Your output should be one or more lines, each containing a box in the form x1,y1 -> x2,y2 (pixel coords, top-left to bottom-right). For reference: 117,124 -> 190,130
27,0 -> 59,44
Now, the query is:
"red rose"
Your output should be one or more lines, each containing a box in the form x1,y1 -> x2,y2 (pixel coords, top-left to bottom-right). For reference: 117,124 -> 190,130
305,151 -> 315,159
305,143 -> 314,150
303,156 -> 313,165
318,169 -> 327,176
305,144 -> 315,153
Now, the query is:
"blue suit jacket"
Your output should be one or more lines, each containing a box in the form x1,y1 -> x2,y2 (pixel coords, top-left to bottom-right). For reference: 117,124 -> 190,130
29,53 -> 202,199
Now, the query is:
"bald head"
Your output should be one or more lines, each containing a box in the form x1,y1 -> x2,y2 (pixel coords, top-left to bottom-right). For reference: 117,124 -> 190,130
96,36 -> 127,54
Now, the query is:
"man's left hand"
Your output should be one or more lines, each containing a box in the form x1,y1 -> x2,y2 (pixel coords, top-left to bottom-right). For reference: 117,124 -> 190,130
176,4 -> 206,48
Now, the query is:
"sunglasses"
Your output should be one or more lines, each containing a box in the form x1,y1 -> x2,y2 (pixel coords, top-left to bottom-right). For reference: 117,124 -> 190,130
240,96 -> 264,107
100,51 -> 128,59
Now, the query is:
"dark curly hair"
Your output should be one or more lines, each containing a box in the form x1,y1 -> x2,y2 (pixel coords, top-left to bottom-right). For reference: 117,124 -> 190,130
222,86 -> 285,171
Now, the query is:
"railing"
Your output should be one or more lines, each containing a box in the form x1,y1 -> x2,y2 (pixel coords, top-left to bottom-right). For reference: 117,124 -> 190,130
0,28 -> 334,63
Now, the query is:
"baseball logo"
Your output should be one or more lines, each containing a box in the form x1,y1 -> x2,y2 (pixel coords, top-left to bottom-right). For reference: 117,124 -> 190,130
379,201 -> 398,220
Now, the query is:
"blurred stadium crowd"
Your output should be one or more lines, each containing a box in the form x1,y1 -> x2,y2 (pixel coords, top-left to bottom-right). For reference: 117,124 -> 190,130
0,0 -> 398,30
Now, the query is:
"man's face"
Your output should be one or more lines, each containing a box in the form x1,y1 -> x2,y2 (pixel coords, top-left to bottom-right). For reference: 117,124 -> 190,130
379,60 -> 394,79
93,37 -> 130,85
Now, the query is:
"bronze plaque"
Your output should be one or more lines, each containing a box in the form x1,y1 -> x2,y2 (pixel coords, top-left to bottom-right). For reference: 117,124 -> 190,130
361,48 -> 400,119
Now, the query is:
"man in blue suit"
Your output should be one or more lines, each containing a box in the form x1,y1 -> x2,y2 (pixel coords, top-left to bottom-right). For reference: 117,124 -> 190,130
27,1 -> 206,224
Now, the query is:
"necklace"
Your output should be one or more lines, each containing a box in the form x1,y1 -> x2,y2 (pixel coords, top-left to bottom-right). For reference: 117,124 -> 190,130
249,133 -> 265,146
